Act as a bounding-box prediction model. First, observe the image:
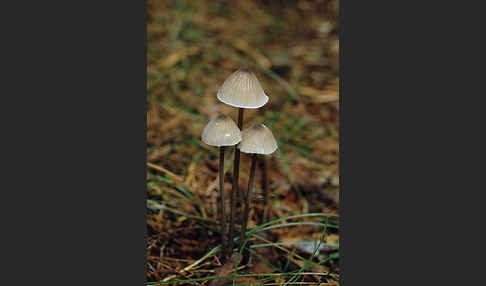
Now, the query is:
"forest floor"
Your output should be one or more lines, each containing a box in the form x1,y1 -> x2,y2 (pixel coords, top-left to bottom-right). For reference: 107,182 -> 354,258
147,1 -> 339,285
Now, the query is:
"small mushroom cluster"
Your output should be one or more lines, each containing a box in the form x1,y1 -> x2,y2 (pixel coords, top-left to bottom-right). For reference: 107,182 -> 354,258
201,68 -> 278,261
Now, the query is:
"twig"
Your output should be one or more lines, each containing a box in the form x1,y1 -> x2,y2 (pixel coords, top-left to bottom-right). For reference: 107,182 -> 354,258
161,246 -> 220,282
147,162 -> 184,182
147,200 -> 217,224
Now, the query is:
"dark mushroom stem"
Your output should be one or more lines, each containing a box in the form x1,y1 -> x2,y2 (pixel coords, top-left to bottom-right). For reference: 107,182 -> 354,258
219,146 -> 227,258
239,153 -> 257,252
228,108 -> 244,258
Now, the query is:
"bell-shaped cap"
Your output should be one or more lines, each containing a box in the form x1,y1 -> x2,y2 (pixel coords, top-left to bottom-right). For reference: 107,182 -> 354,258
238,123 -> 278,155
201,114 -> 242,147
217,68 -> 269,109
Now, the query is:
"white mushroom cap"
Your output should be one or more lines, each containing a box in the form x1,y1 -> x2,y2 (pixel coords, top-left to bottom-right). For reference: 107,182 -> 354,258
217,68 -> 269,109
238,123 -> 278,155
201,114 -> 242,147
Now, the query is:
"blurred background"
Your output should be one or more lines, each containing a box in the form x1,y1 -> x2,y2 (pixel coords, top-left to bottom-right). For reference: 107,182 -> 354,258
147,0 -> 339,283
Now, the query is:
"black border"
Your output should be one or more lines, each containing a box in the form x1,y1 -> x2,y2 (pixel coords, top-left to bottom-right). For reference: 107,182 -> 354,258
339,0 -> 478,284
2,1 -> 147,284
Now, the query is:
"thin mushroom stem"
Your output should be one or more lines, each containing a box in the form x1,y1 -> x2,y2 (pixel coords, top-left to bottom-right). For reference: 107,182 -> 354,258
228,108 -> 244,258
237,107 -> 243,131
219,146 -> 227,259
239,153 -> 257,252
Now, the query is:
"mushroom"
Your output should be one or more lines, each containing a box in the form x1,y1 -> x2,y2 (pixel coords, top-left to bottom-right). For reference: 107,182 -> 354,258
217,68 -> 269,109
237,123 -> 277,251
216,68 -> 269,257
201,114 -> 242,257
